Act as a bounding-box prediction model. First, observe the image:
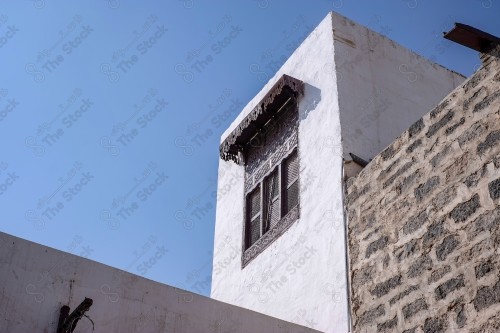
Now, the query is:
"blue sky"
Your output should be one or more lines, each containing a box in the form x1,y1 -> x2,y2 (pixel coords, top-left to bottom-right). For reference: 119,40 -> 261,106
0,0 -> 498,296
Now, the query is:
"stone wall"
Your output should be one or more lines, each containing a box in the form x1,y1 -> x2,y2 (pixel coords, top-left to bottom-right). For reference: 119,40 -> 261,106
346,44 -> 500,333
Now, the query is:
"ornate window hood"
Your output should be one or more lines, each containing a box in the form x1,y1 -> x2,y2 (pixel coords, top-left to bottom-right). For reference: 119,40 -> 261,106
219,74 -> 304,163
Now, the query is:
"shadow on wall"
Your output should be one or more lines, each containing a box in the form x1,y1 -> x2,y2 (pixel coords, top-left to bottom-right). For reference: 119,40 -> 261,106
299,83 -> 321,121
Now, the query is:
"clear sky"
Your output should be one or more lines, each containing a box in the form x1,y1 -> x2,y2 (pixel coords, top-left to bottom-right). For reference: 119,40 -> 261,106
0,0 -> 498,296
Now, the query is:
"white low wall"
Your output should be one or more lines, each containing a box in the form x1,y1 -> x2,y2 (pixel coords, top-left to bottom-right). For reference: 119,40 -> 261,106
0,231 -> 319,333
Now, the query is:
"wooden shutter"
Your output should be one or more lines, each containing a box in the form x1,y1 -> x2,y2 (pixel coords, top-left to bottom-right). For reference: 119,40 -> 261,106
247,186 -> 261,247
264,169 -> 280,231
284,151 -> 299,214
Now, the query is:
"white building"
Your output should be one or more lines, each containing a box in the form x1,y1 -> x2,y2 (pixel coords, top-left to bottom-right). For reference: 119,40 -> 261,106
211,12 -> 464,333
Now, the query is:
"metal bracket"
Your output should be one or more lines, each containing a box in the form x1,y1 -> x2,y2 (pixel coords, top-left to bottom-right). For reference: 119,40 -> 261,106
56,297 -> 93,333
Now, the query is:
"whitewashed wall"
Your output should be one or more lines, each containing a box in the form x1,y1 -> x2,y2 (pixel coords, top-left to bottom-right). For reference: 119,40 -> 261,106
0,231 -> 320,333
211,12 -> 465,333
212,13 -> 348,333
332,13 -> 465,160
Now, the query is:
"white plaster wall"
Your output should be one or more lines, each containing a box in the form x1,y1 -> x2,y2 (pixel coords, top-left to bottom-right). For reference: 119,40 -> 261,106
211,12 -> 467,333
212,13 -> 349,333
0,231 -> 320,333
331,12 -> 466,160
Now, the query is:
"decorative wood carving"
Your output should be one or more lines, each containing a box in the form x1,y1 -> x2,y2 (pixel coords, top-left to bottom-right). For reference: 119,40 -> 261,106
219,74 -> 304,163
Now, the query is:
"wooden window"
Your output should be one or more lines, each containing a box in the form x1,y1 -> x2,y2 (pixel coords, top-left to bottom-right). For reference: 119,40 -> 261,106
227,75 -> 303,267
244,146 -> 299,252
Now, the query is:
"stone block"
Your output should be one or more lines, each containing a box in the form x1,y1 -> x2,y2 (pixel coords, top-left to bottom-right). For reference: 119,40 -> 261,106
389,285 -> 418,306
407,254 -> 432,278
403,210 -> 427,235
464,87 -> 486,109
396,170 -> 421,196
428,265 -> 451,284
494,154 -> 500,168
473,279 -> 500,312
477,130 -> 500,155
458,121 -> 487,147
430,144 -> 451,168
455,239 -> 492,265
406,139 -> 422,154
449,194 -> 480,223
446,117 -> 465,135
434,274 -> 465,300
381,144 -> 398,161
475,260 -> 494,279
371,275 -> 402,297
402,297 -> 428,319
348,184 -> 371,205
352,264 -> 376,290
436,234 -> 460,261
423,316 -> 447,333
409,118 -> 425,137
377,315 -> 397,332
444,153 -> 470,182
465,165 -> 487,188
383,160 -> 414,189
429,99 -> 449,119
357,304 -> 385,326
471,206 -> 500,236
394,239 -> 420,262
402,328 -> 416,333
463,69 -> 486,93
422,219 -> 446,248
378,159 -> 400,179
488,178 -> 500,200
455,303 -> 466,328
473,90 -> 500,113
366,235 -> 389,258
414,176 -> 440,202
430,186 -> 457,212
426,110 -> 454,138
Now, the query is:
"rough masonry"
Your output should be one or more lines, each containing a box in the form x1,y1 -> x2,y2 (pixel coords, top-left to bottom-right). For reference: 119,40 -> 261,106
346,44 -> 500,332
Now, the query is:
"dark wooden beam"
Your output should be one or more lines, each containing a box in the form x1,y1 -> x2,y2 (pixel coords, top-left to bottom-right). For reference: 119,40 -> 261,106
444,23 -> 500,52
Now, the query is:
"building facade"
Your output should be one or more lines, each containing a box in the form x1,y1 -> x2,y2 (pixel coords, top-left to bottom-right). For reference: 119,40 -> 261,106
4,11 -> 499,333
211,12 -> 464,332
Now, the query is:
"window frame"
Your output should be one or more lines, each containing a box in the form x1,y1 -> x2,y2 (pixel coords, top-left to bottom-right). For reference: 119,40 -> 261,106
244,151 -> 296,249
218,74 -> 304,268
242,144 -> 300,267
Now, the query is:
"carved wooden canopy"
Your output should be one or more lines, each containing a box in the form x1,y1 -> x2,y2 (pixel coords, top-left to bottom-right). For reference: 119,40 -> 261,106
219,74 -> 304,163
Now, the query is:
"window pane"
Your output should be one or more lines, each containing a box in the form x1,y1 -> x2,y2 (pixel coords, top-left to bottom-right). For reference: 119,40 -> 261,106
285,151 -> 299,185
247,186 -> 261,248
248,186 -> 261,219
285,180 -> 299,213
269,199 -> 281,228
267,170 -> 279,199
249,217 -> 260,247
